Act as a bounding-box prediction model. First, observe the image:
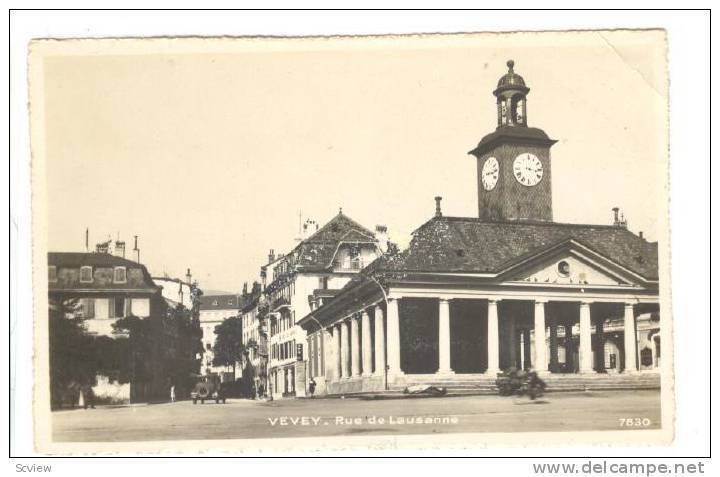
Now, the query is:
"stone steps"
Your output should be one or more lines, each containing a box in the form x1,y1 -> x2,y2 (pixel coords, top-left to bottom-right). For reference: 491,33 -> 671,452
388,373 -> 660,395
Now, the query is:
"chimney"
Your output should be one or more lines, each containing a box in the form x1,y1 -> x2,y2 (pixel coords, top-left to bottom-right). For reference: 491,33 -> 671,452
186,268 -> 192,284
611,207 -> 627,228
375,225 -> 388,253
114,240 -> 126,258
301,218 -> 318,240
435,196 -> 443,217
639,231 -> 644,240
268,249 -> 275,264
85,228 -> 89,252
133,235 -> 140,263
96,240 -> 110,254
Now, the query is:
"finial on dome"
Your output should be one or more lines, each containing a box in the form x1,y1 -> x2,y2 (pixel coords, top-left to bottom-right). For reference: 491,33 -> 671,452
507,59 -> 515,72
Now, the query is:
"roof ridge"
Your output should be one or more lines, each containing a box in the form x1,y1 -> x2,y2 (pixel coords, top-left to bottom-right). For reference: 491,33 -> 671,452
300,212 -> 376,243
434,216 -> 634,231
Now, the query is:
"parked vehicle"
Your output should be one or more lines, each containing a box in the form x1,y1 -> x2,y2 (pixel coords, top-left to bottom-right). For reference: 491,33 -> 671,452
191,375 -> 226,404
495,368 -> 547,400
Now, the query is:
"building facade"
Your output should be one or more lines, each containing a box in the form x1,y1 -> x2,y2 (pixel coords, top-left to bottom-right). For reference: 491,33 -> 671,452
198,294 -> 243,379
297,61 -> 661,396
48,251 -> 166,403
258,213 -> 385,398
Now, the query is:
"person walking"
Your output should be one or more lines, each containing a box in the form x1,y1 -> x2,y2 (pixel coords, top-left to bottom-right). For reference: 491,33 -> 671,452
309,378 -> 317,398
170,384 -> 176,403
82,384 -> 95,409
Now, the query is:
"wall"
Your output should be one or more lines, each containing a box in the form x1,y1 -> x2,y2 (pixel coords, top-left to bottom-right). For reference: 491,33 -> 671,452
92,374 -> 130,404
476,142 -> 553,221
54,266 -> 149,289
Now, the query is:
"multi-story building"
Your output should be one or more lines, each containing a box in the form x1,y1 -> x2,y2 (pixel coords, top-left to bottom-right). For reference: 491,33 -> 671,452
260,212 -> 386,398
153,269 -> 196,310
47,251 -> 165,403
198,293 -> 242,379
298,60 -> 660,397
238,283 -> 267,397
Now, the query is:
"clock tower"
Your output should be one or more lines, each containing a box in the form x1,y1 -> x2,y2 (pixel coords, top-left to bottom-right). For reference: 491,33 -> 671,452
469,60 -> 557,222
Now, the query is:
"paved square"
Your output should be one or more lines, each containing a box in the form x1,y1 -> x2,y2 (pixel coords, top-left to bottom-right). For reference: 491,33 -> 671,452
52,390 -> 661,442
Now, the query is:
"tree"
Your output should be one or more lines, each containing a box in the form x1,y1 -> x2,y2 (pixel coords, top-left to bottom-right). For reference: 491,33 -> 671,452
212,316 -> 244,377
48,298 -> 97,408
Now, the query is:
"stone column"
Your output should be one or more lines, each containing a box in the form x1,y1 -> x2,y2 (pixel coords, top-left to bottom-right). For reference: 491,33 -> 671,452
507,313 -> 517,369
340,320 -> 350,379
374,305 -> 386,376
534,300 -> 548,374
595,318 -> 605,372
351,314 -> 361,377
438,298 -> 453,374
549,316 -> 559,373
522,329 -> 532,370
579,302 -> 594,373
623,303 -> 638,373
486,299 -> 500,374
361,310 -> 372,376
386,298 -> 402,375
324,329 -> 334,378
333,324 -> 342,380
564,324 -> 574,373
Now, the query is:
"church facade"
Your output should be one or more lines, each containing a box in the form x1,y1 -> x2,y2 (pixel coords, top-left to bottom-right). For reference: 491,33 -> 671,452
297,61 -> 660,396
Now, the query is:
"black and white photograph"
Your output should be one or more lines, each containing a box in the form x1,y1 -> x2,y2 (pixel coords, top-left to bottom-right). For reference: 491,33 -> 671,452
10,10 -> 710,464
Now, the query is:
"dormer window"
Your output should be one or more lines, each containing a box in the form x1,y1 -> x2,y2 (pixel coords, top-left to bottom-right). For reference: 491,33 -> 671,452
114,266 -> 127,283
79,266 -> 93,283
48,266 -> 57,283
213,300 -> 218,306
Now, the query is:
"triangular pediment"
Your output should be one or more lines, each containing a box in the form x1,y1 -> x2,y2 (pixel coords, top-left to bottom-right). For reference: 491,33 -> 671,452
500,239 -> 649,287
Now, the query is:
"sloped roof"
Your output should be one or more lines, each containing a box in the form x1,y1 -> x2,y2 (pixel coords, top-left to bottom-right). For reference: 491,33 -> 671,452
49,252 -> 144,268
292,212 -> 377,271
469,126 -> 556,157
379,216 -> 658,280
48,252 -> 159,292
199,294 -> 243,311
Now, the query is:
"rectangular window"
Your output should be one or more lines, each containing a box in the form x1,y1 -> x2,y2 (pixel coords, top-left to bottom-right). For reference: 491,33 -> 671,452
80,298 -> 95,318
48,266 -> 57,283
79,266 -> 93,283
113,267 -> 127,283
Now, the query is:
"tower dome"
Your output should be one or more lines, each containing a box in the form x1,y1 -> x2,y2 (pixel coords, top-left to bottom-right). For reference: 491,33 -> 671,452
494,60 -> 529,94
493,60 -> 530,127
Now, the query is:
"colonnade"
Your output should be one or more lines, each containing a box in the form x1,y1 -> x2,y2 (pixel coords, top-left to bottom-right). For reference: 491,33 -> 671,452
326,297 -> 642,381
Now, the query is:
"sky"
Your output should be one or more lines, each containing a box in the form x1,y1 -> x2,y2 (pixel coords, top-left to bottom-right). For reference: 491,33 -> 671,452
37,31 -> 667,292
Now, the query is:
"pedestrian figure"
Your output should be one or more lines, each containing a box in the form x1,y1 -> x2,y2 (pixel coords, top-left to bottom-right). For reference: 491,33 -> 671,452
309,378 -> 316,398
82,385 -> 95,409
170,384 -> 176,403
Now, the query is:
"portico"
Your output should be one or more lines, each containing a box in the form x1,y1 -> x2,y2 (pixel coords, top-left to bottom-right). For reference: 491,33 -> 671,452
300,276 -> 659,395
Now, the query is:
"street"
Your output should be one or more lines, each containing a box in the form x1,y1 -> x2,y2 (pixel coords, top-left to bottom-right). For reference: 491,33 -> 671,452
52,390 -> 661,442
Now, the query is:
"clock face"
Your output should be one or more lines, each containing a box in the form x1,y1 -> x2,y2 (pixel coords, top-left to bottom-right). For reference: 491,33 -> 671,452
513,153 -> 543,187
481,157 -> 499,191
